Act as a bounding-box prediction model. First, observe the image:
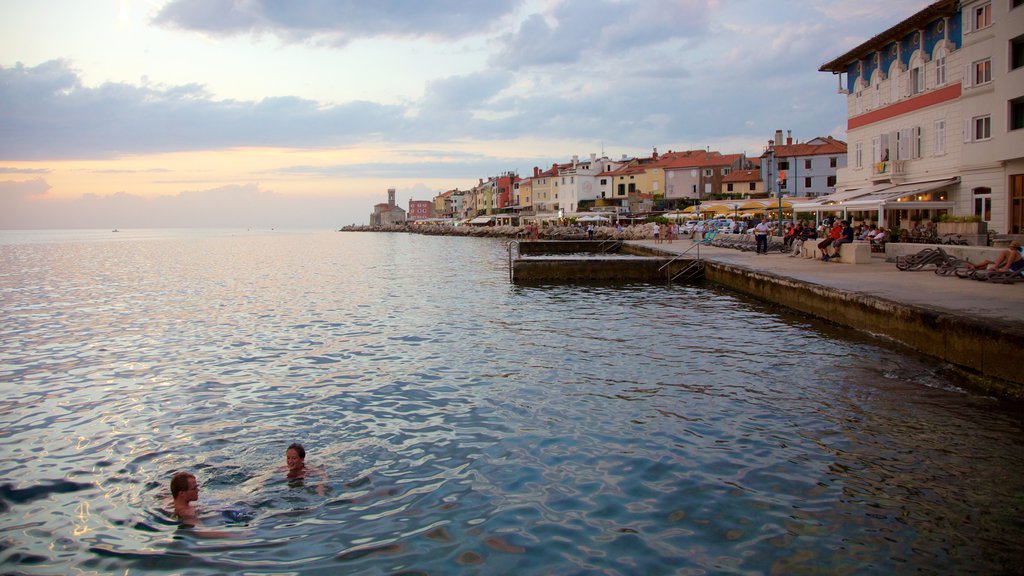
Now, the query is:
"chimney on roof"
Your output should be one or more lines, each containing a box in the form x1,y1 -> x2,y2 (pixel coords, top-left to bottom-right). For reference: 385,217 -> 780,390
572,154 -> 578,167
652,147 -> 658,160
774,130 -> 783,147
534,167 -> 540,177
787,130 -> 793,145
590,152 -> 596,162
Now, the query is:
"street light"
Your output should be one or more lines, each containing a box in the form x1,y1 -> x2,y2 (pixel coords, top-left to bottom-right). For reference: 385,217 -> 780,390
776,179 -> 784,235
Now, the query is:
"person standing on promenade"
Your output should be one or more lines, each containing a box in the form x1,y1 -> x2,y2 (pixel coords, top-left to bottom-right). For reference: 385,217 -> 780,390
586,224 -> 595,239
753,219 -> 770,255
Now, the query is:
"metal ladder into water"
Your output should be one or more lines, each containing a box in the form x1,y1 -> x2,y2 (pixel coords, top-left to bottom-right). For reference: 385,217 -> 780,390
658,242 -> 705,284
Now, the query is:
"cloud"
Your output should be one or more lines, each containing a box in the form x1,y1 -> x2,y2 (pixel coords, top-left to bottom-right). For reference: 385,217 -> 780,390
493,0 -> 711,69
0,180 -> 369,228
153,0 -> 524,45
0,167 -> 50,174
0,60 -> 407,160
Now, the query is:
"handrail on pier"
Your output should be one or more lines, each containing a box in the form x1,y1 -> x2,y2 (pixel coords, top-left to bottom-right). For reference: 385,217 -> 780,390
507,240 -> 520,282
657,241 -> 701,273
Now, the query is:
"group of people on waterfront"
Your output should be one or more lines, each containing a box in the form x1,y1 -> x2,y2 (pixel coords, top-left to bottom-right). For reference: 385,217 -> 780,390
170,442 -> 328,534
779,218 -> 887,261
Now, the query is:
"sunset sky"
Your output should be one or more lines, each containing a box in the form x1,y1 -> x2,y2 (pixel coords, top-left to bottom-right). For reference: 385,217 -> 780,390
0,0 -> 932,229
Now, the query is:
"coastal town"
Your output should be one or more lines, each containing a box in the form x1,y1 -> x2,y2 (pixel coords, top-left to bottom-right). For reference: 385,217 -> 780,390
366,0 -> 1023,247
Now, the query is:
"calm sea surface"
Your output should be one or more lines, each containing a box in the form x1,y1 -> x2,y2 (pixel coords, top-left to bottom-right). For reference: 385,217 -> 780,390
1,229 -> 1022,575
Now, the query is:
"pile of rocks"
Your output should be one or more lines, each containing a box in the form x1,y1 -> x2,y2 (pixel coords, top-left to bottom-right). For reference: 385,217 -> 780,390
341,223 -> 659,240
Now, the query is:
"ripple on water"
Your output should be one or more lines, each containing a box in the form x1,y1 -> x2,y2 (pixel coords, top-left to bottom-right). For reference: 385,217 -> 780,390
1,231 -> 1022,574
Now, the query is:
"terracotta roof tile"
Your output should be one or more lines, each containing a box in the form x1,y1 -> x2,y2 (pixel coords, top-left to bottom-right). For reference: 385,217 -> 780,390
721,169 -> 761,183
769,137 -> 847,158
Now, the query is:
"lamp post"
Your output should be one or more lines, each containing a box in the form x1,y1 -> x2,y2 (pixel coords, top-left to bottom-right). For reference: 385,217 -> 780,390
775,179 -> 784,236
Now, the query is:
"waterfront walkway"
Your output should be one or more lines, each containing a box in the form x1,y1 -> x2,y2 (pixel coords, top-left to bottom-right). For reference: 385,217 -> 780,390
628,239 -> 1024,324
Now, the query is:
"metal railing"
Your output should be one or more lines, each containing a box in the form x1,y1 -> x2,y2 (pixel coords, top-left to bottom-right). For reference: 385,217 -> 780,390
658,240 -> 704,284
507,240 -> 520,282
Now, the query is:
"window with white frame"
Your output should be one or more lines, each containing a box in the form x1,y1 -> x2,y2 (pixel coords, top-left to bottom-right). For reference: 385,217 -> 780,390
974,58 -> 992,85
934,54 -> 946,85
804,159 -> 812,170
933,119 -> 946,155
829,156 -> 838,168
855,142 -> 863,168
974,115 -> 992,140
871,136 -> 881,163
974,187 -> 992,222
974,3 -> 991,30
911,126 -> 923,158
910,66 -> 924,94
890,63 -> 900,103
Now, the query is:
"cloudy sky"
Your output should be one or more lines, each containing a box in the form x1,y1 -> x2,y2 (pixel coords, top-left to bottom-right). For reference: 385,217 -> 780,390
0,0 -> 931,229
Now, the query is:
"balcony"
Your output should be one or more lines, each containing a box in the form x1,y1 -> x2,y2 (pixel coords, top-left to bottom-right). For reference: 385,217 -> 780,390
870,160 -> 906,183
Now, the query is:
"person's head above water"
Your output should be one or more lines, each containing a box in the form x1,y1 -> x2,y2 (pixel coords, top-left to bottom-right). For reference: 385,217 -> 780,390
170,472 -> 197,501
286,443 -> 306,473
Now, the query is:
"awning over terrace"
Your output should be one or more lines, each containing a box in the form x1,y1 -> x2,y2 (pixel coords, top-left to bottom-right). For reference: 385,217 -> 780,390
788,177 -> 959,226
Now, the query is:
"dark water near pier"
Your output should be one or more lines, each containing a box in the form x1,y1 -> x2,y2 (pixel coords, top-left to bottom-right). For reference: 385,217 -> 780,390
1,229 -> 1022,575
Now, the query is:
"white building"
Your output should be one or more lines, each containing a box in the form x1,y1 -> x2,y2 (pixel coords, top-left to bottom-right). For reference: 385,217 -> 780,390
815,0 -> 1023,236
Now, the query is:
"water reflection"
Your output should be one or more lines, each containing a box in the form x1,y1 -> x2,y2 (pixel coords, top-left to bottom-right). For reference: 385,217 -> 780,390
0,230 -> 1021,574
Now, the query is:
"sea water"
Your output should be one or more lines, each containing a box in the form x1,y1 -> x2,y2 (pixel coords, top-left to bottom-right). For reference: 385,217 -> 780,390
1,229 -> 1021,574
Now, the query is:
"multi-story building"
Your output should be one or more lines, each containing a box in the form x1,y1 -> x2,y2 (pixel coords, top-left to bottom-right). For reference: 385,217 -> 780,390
490,172 -> 519,212
817,0 -> 1023,235
661,149 -> 745,204
407,199 -> 433,221
960,0 -> 1024,233
515,178 -> 533,215
720,169 -> 764,197
529,164 -> 565,215
556,154 -> 629,214
470,178 -> 493,217
760,131 -> 847,198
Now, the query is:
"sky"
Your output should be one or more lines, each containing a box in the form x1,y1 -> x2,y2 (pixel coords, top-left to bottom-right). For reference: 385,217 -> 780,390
0,0 -> 933,229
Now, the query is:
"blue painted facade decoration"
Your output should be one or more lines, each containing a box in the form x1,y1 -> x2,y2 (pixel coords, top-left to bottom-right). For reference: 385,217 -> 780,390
900,31 -> 919,66
923,18 -> 945,57
863,54 -> 878,86
947,10 -> 961,50
880,42 -> 899,75
838,10 -> 962,95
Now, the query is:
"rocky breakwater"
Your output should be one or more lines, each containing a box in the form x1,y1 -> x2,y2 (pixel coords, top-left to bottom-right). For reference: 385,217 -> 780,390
340,223 -> 658,240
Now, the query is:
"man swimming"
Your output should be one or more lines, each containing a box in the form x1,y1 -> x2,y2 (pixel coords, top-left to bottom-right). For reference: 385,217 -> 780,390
169,471 -> 237,537
170,471 -> 200,524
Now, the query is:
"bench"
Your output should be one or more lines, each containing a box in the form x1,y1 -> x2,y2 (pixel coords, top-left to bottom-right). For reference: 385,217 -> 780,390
800,241 -> 872,264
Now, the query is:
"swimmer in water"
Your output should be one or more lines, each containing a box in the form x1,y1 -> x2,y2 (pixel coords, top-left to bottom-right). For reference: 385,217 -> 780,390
169,471 -> 233,537
284,443 -> 329,495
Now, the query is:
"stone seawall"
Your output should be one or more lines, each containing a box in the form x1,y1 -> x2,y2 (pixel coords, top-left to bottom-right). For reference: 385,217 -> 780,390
703,262 -> 1024,398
